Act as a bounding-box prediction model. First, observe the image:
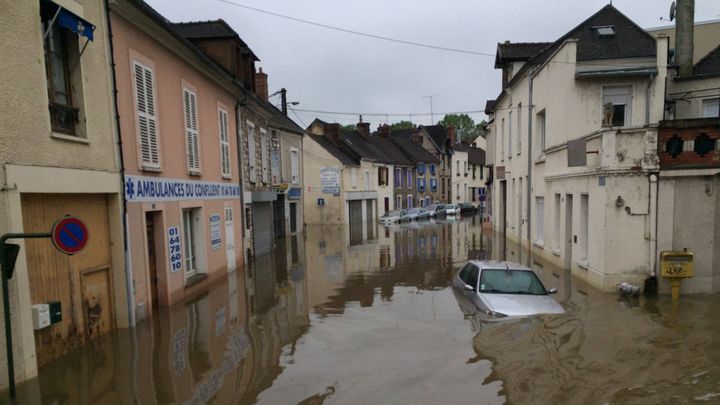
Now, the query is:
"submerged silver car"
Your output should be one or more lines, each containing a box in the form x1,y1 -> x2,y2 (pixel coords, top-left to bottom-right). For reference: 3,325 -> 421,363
379,209 -> 410,225
452,260 -> 564,319
406,207 -> 430,221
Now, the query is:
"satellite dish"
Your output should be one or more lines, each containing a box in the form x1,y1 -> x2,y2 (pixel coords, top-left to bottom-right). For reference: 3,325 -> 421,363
669,1 -> 676,21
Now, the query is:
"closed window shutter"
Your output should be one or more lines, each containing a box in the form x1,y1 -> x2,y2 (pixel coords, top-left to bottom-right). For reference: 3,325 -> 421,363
133,62 -> 159,167
183,89 -> 200,172
219,109 -> 231,177
260,130 -> 269,183
247,124 -> 256,182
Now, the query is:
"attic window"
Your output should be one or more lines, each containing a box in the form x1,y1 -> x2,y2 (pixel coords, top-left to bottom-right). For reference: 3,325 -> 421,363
593,26 -> 615,36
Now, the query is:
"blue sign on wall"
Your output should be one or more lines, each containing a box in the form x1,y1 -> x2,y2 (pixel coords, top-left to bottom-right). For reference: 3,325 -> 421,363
125,175 -> 241,203
168,226 -> 182,273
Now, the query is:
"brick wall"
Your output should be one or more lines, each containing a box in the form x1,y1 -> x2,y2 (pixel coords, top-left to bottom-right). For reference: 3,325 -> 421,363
659,118 -> 720,169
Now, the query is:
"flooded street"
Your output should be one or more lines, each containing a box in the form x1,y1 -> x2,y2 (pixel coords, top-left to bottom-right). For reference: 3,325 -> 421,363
12,216 -> 720,405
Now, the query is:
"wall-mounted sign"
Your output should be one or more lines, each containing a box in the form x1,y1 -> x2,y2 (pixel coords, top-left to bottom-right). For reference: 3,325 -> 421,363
288,187 -> 301,200
210,214 -> 222,250
51,216 -> 88,255
125,175 -> 241,202
320,167 -> 340,195
168,226 -> 182,273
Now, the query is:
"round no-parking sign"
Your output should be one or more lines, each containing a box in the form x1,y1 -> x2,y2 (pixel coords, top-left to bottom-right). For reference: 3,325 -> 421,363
51,216 -> 89,255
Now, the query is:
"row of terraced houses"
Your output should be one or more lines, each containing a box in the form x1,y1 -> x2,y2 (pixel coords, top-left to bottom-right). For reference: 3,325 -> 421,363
0,0 -> 309,388
0,0 -> 491,389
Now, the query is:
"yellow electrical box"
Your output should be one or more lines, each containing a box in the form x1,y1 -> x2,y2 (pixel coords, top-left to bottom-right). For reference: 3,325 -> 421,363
660,251 -> 694,278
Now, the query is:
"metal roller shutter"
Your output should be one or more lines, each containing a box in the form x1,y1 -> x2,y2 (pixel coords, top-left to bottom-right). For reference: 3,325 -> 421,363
366,199 -> 374,240
253,202 -> 273,255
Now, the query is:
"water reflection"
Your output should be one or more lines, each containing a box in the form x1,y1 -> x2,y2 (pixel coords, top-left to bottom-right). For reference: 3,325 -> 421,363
9,215 -> 720,404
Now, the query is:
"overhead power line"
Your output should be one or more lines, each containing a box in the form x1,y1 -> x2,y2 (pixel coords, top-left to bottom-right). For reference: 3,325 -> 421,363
214,0 -> 671,69
293,107 -> 486,117
215,0 -> 493,56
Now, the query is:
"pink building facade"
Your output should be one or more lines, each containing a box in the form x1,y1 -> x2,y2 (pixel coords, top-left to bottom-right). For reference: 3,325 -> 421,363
111,1 -> 243,319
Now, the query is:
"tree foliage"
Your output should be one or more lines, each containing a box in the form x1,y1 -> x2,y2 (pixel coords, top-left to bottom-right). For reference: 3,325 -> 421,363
388,121 -> 415,130
437,114 -> 488,142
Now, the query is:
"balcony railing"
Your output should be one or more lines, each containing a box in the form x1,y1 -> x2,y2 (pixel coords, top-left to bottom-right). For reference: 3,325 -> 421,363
49,102 -> 79,135
659,118 -> 720,169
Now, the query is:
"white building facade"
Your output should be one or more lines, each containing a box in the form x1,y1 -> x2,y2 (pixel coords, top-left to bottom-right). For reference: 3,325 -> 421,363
489,5 -> 669,291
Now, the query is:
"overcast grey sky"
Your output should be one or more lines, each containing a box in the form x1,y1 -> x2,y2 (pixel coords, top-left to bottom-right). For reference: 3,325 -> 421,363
147,0 -> 720,129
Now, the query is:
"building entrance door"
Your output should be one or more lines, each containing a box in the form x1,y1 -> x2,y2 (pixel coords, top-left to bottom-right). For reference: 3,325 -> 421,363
289,203 -> 297,233
565,194 -> 573,270
501,181 -> 507,260
145,211 -> 159,310
225,207 -> 236,271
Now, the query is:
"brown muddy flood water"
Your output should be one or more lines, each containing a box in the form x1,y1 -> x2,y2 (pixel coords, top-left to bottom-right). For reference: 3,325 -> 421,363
9,217 -> 720,404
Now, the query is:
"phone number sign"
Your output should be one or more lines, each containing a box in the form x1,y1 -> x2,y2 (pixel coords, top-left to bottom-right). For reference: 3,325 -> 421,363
168,226 -> 182,273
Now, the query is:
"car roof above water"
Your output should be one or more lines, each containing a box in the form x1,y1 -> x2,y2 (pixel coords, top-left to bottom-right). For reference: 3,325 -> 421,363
467,260 -> 532,272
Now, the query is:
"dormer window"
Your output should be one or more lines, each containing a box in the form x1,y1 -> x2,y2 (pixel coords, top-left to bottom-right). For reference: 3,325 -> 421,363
593,26 -> 615,36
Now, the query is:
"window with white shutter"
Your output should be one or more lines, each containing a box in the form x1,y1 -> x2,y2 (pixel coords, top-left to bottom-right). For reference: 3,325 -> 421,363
132,61 -> 160,168
183,88 -> 201,173
247,121 -> 256,182
290,148 -> 299,184
218,108 -> 231,178
260,128 -> 269,183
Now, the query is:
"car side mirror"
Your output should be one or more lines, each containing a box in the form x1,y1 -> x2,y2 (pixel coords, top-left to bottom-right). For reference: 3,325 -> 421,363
548,288 -> 558,294
464,284 -> 474,292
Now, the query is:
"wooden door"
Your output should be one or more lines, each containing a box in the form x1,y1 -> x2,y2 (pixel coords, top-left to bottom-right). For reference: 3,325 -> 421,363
146,211 -> 158,310
21,193 -> 114,365
81,267 -> 114,338
225,207 -> 236,271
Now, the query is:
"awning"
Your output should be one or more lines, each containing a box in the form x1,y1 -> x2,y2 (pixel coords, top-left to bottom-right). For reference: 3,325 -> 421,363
575,66 -> 657,80
43,0 -> 95,41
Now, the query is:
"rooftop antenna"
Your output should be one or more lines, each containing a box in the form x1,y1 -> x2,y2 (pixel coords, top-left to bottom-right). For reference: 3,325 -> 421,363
661,1 -> 676,21
421,94 -> 436,125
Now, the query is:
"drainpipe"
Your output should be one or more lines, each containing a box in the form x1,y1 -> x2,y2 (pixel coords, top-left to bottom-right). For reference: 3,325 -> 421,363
526,68 -> 538,260
645,72 -> 658,279
649,174 -> 658,277
235,92 -> 249,262
104,0 -> 134,328
104,3 -> 140,404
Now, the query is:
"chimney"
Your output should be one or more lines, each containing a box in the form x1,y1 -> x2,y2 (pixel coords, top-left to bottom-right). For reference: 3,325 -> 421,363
356,115 -> 370,136
377,124 -> 390,138
255,67 -> 268,101
675,0 -> 695,77
447,126 -> 456,145
324,123 -> 341,143
501,40 -> 510,89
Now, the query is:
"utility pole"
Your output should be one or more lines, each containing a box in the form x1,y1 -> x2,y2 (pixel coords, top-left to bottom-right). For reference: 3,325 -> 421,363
422,94 -> 436,125
281,88 -> 287,115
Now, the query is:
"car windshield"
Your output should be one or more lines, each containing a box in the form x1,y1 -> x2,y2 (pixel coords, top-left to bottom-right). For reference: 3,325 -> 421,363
479,269 -> 548,295
408,208 -> 420,213
384,210 -> 401,217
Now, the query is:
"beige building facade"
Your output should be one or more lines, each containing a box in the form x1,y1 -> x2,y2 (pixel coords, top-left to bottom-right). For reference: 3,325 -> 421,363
0,0 -> 126,388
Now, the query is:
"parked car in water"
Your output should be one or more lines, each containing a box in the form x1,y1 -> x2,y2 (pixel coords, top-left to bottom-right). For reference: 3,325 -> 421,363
425,203 -> 446,217
460,203 -> 478,215
452,260 -> 564,319
406,207 -> 430,221
445,203 -> 460,215
379,209 -> 410,225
